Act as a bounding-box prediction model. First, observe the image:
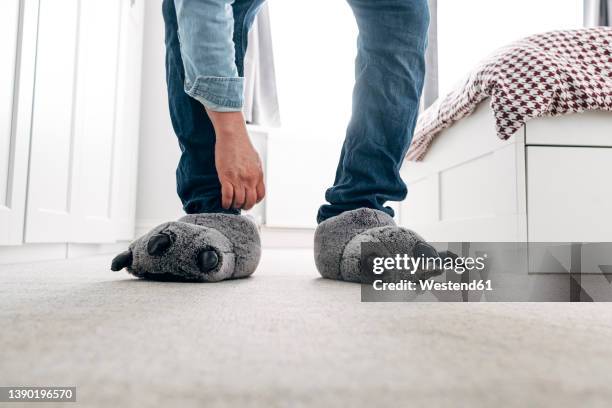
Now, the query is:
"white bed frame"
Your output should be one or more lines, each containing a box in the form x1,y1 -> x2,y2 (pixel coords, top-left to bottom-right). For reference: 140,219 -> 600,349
399,101 -> 612,243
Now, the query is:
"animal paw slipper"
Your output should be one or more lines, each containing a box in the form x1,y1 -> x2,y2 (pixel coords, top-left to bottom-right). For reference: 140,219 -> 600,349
110,214 -> 261,282
314,208 -> 441,283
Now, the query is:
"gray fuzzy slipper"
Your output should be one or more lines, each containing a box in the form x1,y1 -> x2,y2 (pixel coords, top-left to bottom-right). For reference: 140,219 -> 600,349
314,208 -> 441,283
110,214 -> 261,282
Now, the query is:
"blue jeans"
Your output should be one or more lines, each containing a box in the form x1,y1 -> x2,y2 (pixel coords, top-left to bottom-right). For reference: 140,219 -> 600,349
162,0 -> 429,222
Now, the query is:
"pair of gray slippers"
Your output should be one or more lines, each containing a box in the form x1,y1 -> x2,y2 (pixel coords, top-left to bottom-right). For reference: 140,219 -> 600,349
111,208 -> 440,283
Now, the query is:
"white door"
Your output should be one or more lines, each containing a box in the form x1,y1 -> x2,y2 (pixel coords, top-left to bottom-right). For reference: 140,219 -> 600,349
111,0 -> 145,241
26,0 -> 125,243
0,0 -> 38,245
25,0 -> 81,243
70,0 -> 124,242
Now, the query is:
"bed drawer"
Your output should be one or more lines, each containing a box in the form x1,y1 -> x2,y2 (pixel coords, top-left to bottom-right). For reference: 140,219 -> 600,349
527,146 -> 612,242
526,111 -> 612,147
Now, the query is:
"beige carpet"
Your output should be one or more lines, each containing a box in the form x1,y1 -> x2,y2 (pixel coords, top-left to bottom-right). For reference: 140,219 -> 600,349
1,249 -> 612,408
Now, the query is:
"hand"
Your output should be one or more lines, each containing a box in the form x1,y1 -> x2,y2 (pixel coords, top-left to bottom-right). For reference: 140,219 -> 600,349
207,110 -> 265,210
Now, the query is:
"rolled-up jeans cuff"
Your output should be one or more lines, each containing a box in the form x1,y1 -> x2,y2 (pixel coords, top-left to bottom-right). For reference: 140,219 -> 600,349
184,76 -> 244,112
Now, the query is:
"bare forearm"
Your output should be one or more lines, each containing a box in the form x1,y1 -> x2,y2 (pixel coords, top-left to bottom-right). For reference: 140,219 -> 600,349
206,109 -> 266,210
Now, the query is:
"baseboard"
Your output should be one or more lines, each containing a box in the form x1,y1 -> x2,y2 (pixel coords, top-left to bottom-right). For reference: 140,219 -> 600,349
0,226 -> 313,265
66,242 -> 130,259
0,244 -> 67,265
0,242 -> 131,266
260,227 -> 314,249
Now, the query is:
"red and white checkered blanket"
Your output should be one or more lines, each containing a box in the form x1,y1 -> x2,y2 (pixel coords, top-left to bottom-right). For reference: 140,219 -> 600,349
406,27 -> 612,161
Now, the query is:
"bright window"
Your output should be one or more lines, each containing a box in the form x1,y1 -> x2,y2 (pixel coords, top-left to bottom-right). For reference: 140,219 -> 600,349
438,0 -> 584,96
268,1 -> 358,137
269,0 -> 585,132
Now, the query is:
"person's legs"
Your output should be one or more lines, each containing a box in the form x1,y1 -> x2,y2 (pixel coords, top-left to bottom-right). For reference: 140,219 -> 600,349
317,0 -> 429,223
110,0 -> 267,282
314,0 -> 436,282
162,0 -> 264,215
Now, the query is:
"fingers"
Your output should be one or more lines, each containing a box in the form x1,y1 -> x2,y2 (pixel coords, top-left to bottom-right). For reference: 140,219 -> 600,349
221,182 -> 234,210
233,186 -> 246,209
256,179 -> 266,203
221,172 -> 265,211
243,186 -> 258,211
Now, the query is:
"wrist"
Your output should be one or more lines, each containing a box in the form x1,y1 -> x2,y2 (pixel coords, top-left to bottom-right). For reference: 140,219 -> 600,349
206,110 -> 247,137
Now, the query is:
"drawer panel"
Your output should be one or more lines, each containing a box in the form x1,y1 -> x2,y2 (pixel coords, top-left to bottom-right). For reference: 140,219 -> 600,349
527,146 -> 612,242
526,111 -> 612,147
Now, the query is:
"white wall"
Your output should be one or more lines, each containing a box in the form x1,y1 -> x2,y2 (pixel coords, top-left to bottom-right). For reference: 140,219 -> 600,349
269,1 -> 357,138
438,0 -> 584,96
136,0 -> 184,236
